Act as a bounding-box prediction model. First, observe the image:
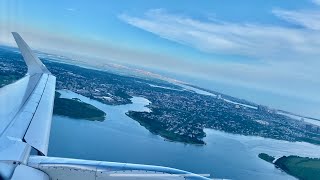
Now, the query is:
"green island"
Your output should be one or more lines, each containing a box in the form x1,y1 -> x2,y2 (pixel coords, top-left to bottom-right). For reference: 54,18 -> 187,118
126,111 -> 205,145
258,153 -> 275,163
258,153 -> 320,180
53,91 -> 106,121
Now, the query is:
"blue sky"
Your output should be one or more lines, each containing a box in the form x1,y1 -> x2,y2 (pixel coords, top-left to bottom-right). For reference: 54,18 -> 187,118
1,0 -> 320,117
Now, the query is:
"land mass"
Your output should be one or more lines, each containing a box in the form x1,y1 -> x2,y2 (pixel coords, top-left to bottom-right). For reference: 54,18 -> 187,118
126,111 -> 205,145
53,91 -> 106,121
258,153 -> 275,163
259,153 -> 320,180
1,47 -> 320,145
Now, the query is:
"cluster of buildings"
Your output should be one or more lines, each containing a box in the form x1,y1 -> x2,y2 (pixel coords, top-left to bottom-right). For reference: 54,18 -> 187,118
42,59 -> 320,145
1,51 -> 319,145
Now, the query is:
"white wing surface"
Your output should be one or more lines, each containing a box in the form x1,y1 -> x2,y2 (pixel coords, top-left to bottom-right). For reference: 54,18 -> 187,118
0,32 -> 56,179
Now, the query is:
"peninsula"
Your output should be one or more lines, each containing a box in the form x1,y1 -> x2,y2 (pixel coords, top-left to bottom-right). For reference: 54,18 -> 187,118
259,153 -> 320,180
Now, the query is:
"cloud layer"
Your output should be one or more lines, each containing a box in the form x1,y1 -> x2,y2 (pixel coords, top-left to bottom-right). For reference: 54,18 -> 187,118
119,9 -> 320,62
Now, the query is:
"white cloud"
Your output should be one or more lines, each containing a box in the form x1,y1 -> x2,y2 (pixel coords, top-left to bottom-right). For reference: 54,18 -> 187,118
273,8 -> 320,30
0,21 -> 190,74
313,0 -> 320,5
66,8 -> 76,12
119,9 -> 320,62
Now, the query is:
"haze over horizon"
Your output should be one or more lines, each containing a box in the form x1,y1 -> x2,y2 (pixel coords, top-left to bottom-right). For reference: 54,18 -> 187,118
1,0 -> 320,118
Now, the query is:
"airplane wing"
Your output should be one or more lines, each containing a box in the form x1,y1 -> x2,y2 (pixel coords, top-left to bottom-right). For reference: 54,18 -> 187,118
0,32 -> 55,179
0,33 -> 209,180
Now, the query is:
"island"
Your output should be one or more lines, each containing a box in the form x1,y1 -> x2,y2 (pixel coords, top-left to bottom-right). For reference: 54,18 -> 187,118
53,91 -> 106,121
259,153 -> 320,180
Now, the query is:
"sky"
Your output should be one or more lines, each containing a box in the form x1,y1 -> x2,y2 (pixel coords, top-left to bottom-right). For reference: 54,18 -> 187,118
0,0 -> 320,117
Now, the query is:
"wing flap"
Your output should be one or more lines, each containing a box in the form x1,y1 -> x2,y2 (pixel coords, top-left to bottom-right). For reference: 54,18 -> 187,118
24,75 -> 56,155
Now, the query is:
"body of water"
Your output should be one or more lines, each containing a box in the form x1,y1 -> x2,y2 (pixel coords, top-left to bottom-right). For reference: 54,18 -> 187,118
48,90 -> 320,180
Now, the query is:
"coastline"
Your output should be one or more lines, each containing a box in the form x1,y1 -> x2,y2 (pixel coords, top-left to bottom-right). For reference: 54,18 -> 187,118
258,153 -> 320,180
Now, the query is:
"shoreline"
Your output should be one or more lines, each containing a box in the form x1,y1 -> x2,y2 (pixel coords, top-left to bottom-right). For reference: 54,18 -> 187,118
258,153 -> 320,180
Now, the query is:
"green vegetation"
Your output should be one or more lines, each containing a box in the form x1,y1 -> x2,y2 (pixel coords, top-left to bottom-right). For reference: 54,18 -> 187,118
114,89 -> 132,99
53,91 -> 106,121
258,153 -> 275,163
274,156 -> 320,180
258,153 -> 320,180
126,111 -> 205,145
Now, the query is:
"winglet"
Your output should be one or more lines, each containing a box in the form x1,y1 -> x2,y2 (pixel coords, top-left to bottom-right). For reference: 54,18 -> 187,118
12,32 -> 51,75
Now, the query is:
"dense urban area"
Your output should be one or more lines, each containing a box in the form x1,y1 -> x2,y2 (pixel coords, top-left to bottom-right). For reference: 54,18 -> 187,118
1,46 -> 320,145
